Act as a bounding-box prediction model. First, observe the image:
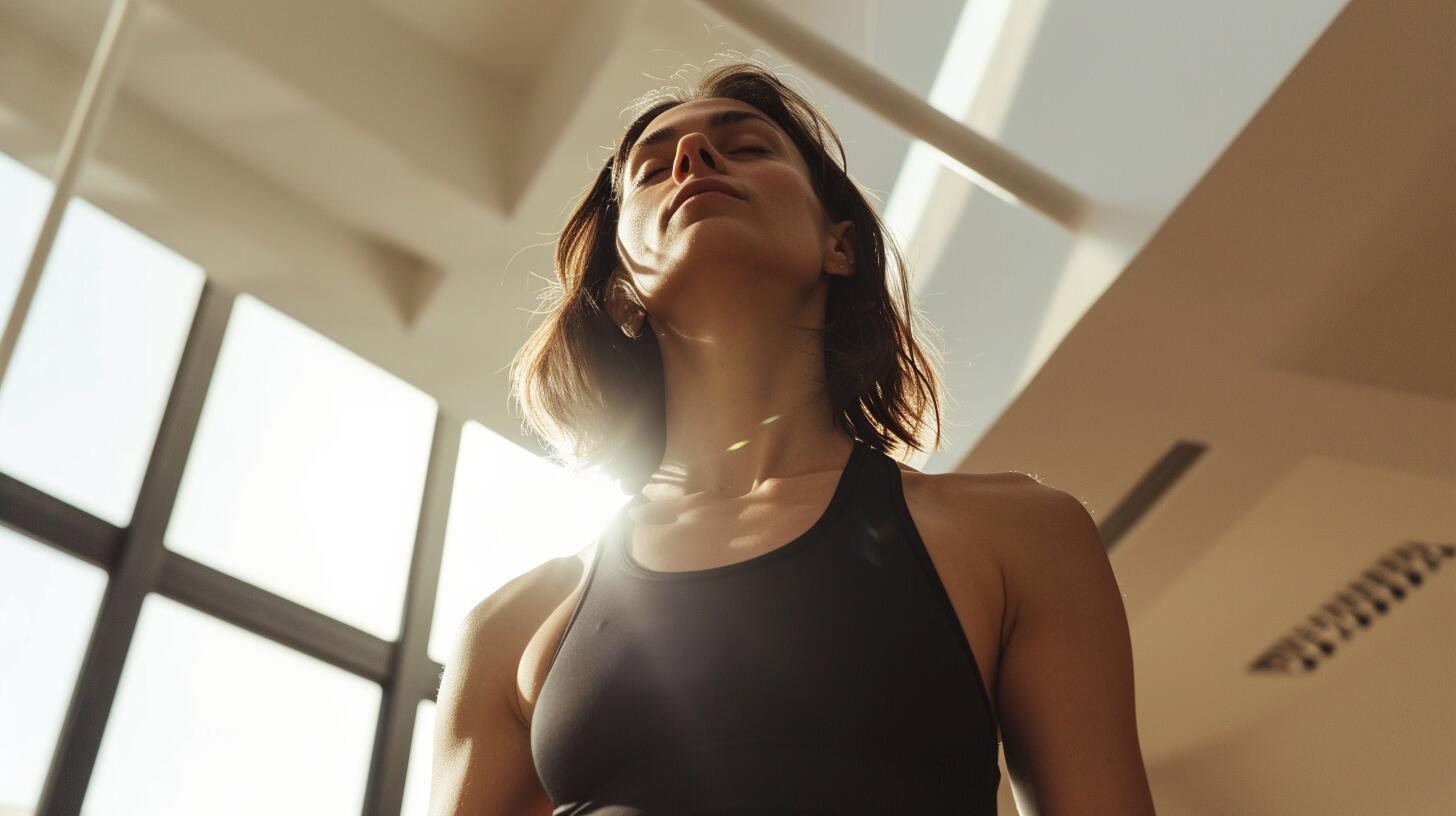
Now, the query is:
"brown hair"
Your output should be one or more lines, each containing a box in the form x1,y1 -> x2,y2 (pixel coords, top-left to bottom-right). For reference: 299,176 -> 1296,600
509,58 -> 944,491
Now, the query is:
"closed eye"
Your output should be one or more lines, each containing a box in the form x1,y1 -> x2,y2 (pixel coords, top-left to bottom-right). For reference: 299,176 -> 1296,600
637,146 -> 771,184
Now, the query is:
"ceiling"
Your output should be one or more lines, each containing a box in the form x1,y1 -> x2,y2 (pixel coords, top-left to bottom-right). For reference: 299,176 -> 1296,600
954,0 -> 1454,810
0,0 -> 1452,812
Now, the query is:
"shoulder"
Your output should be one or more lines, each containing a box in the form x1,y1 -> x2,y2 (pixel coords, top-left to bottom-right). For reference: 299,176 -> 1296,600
909,465 -> 1096,546
893,464 -> 1034,581
892,459 -> 1039,533
454,555 -> 585,643
900,467 -> 1105,626
895,461 -> 1043,527
978,475 -> 1111,637
433,557 -> 577,814
438,556 -> 585,721
974,478 -> 1153,812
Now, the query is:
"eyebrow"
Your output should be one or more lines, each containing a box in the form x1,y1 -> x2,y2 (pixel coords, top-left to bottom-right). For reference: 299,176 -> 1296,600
626,109 -> 779,168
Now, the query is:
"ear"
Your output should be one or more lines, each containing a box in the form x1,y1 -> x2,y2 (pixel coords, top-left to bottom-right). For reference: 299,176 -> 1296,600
604,266 -> 647,337
822,219 -> 856,277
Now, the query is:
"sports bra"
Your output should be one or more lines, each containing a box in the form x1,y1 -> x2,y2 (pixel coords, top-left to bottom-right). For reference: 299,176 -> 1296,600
530,438 -> 1001,814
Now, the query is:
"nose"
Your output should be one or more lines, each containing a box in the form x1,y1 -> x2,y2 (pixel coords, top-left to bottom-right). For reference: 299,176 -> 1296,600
672,132 -> 721,180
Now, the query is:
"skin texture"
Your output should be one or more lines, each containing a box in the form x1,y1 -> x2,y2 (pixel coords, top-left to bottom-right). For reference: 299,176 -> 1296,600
429,97 -> 1157,815
991,477 -> 1159,815
605,97 -> 860,502
431,558 -> 574,816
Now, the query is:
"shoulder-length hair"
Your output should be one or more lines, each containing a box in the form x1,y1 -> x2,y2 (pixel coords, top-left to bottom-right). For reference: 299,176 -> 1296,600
509,59 -> 944,492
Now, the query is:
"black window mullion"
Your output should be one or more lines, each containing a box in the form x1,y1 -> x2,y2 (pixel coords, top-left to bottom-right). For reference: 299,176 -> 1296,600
36,281 -> 233,816
0,472 -> 122,569
156,551 -> 394,680
362,410 -> 461,816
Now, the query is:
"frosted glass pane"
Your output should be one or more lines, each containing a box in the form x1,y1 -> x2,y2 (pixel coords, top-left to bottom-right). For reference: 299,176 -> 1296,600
0,151 -> 50,328
400,699 -> 436,816
166,294 -> 436,639
427,420 -> 624,662
0,195 -> 205,527
85,595 -> 381,816
0,529 -> 106,813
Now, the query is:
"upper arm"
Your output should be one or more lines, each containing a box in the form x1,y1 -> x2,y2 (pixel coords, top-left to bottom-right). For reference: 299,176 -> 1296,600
429,556 -> 582,816
995,480 -> 1157,816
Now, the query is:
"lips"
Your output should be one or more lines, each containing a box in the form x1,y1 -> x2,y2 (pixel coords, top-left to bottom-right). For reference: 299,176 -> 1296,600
666,177 -> 744,222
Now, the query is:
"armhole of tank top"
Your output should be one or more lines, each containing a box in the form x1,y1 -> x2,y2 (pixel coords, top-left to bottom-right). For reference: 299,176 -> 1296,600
541,532 -> 606,682
881,454 -> 1003,753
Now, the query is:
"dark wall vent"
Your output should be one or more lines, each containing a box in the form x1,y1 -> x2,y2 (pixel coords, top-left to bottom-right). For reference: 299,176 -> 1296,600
1248,541 -> 1455,674
1100,440 -> 1207,551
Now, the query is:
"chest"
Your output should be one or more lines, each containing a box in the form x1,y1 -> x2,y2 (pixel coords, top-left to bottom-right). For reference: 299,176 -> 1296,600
517,470 -> 1006,737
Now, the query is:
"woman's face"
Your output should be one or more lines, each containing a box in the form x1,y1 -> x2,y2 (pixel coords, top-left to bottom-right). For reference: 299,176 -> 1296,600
610,97 -> 851,332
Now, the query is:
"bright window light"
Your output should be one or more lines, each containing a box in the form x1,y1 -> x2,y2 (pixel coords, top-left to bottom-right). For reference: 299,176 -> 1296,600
165,294 -> 437,640
428,420 -> 626,663
0,528 -> 106,813
0,170 -> 205,527
84,595 -> 380,815
401,699 -> 435,816
0,150 -> 50,324
884,0 -> 1018,264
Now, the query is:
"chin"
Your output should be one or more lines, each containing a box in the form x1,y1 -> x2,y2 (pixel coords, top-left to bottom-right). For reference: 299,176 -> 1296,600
676,225 -> 760,256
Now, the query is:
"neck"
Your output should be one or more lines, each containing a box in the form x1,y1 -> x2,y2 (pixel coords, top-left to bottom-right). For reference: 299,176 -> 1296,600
643,301 -> 853,502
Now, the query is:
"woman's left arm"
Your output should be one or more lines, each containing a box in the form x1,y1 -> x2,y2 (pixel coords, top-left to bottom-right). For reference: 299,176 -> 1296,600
993,478 -> 1158,816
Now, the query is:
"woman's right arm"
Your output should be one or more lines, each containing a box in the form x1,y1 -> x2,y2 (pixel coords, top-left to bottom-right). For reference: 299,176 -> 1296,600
429,555 -> 584,816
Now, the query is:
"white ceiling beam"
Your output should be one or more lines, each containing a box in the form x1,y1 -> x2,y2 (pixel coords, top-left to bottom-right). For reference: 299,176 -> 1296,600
0,0 -> 142,395
155,0 -> 517,215
692,0 -> 1089,231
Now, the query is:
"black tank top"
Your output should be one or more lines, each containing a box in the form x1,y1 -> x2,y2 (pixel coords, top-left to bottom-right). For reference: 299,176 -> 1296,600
531,439 -> 1001,815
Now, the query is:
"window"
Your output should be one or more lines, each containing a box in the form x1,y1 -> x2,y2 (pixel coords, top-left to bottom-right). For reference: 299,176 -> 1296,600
0,176 -> 204,527
0,527 -> 107,813
429,420 -> 625,662
84,595 -> 381,815
401,699 -> 436,816
165,294 -> 437,639
0,151 -> 50,324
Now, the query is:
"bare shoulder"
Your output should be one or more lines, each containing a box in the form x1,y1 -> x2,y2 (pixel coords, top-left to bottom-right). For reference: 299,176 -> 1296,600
439,555 -> 585,720
967,474 -> 1109,636
970,477 -> 1152,813
892,459 -> 1034,532
433,556 -> 582,816
893,457 -> 1030,491
455,555 -> 585,645
894,464 -> 1095,617
905,464 -> 1091,538
893,459 -> 1040,534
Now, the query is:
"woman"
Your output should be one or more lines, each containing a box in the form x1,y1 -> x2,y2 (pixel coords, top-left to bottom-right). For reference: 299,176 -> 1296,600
430,60 -> 1156,815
